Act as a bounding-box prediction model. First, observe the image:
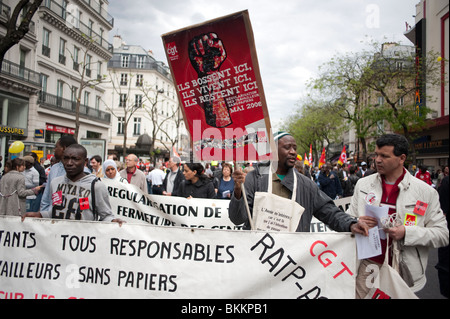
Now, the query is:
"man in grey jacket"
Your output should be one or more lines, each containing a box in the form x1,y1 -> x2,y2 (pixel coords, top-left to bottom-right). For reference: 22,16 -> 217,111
229,131 -> 369,235
22,144 -> 123,225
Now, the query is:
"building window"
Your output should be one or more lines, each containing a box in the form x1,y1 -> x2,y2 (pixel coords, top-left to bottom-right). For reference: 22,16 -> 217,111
136,74 -> 143,87
119,94 -> 127,107
59,38 -> 66,64
57,80 -> 64,106
121,55 -> 129,68
95,96 -> 101,110
84,91 -> 90,106
42,28 -> 51,57
88,19 -> 94,38
117,117 -> 124,134
62,0 -> 68,19
86,54 -> 92,77
120,73 -> 128,86
135,94 -> 143,108
73,46 -> 80,71
377,96 -> 384,107
133,117 -> 141,135
71,86 -> 78,103
137,56 -> 144,68
41,74 -> 48,93
97,61 -> 103,80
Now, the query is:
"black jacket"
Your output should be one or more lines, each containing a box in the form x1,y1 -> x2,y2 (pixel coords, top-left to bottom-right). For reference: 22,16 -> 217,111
162,169 -> 185,195
229,163 -> 356,232
174,177 -> 216,199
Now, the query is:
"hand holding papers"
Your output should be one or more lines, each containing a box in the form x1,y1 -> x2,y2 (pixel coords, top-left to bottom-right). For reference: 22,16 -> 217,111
355,204 -> 389,260
365,204 -> 389,239
356,227 -> 382,260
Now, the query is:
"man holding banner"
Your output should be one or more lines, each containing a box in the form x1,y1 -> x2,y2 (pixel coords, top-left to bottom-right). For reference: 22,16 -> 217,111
229,131 -> 370,235
22,144 -> 123,225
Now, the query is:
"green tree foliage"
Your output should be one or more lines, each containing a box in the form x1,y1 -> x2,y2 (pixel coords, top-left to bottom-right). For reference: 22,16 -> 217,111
282,97 -> 346,161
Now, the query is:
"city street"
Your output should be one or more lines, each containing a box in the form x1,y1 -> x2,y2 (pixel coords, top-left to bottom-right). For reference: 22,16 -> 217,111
415,247 -> 447,299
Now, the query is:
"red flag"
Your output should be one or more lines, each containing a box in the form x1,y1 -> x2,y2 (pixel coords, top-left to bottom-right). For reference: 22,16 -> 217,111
319,147 -> 326,168
172,146 -> 180,158
308,144 -> 313,165
304,153 -> 310,166
338,145 -> 347,165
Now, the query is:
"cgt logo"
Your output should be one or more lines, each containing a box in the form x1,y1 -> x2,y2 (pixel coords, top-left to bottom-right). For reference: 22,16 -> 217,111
166,42 -> 179,61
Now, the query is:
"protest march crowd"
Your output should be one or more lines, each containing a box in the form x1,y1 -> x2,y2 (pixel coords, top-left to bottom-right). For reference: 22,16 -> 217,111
0,131 -> 448,299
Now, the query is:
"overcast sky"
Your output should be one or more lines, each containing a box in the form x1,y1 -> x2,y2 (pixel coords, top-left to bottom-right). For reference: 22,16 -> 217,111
108,0 -> 418,129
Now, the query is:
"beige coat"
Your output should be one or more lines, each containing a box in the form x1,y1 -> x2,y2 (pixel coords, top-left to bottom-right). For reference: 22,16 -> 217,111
347,170 -> 449,292
0,171 -> 35,216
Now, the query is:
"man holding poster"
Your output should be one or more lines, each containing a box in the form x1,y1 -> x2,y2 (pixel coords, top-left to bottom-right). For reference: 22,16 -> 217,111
162,11 -> 273,163
229,131 -> 370,235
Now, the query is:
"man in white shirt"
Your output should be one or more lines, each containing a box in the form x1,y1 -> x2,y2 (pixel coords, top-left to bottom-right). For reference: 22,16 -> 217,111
148,165 -> 166,195
22,156 -> 40,212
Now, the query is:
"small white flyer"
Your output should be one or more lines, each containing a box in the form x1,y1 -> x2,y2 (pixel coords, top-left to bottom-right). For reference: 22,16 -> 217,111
365,204 -> 389,239
355,226 -> 382,260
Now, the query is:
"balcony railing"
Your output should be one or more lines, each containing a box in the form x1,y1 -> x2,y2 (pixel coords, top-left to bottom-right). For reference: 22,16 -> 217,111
0,59 -> 41,87
79,0 -> 114,27
41,0 -> 113,54
38,91 -> 111,123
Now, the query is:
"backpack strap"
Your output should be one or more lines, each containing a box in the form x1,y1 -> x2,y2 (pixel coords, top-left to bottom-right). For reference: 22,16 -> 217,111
91,177 -> 99,221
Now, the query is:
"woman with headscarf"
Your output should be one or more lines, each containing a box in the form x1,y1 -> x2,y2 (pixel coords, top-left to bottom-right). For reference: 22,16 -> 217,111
102,159 -> 128,184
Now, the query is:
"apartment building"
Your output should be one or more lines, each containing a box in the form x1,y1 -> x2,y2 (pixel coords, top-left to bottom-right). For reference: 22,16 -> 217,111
404,0 -> 449,170
0,0 -> 114,164
104,35 -> 189,162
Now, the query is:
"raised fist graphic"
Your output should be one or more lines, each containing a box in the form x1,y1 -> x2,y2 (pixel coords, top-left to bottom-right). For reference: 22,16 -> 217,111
189,33 -> 232,128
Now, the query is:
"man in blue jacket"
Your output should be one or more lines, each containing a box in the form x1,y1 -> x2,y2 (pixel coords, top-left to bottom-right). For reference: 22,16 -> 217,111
318,163 -> 343,200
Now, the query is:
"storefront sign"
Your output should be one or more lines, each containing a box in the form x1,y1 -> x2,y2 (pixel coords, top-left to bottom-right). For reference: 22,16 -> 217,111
46,124 -> 75,135
0,126 -> 25,136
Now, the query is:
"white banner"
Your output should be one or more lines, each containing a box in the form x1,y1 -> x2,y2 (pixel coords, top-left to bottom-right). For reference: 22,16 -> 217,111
310,197 -> 353,233
104,179 -> 243,230
0,216 -> 356,299
104,179 -> 352,233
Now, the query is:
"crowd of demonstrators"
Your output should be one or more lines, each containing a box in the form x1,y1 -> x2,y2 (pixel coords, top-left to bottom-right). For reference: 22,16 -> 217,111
2,130 -> 447,299
293,158 -> 377,199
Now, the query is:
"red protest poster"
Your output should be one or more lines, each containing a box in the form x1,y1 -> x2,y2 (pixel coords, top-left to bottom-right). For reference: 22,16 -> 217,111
162,10 -> 274,162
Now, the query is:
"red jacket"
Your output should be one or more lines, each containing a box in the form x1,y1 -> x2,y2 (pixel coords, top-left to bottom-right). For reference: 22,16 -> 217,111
416,171 -> 432,185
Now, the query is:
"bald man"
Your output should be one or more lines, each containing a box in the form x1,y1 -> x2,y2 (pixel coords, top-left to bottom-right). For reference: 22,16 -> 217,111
119,154 -> 148,193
